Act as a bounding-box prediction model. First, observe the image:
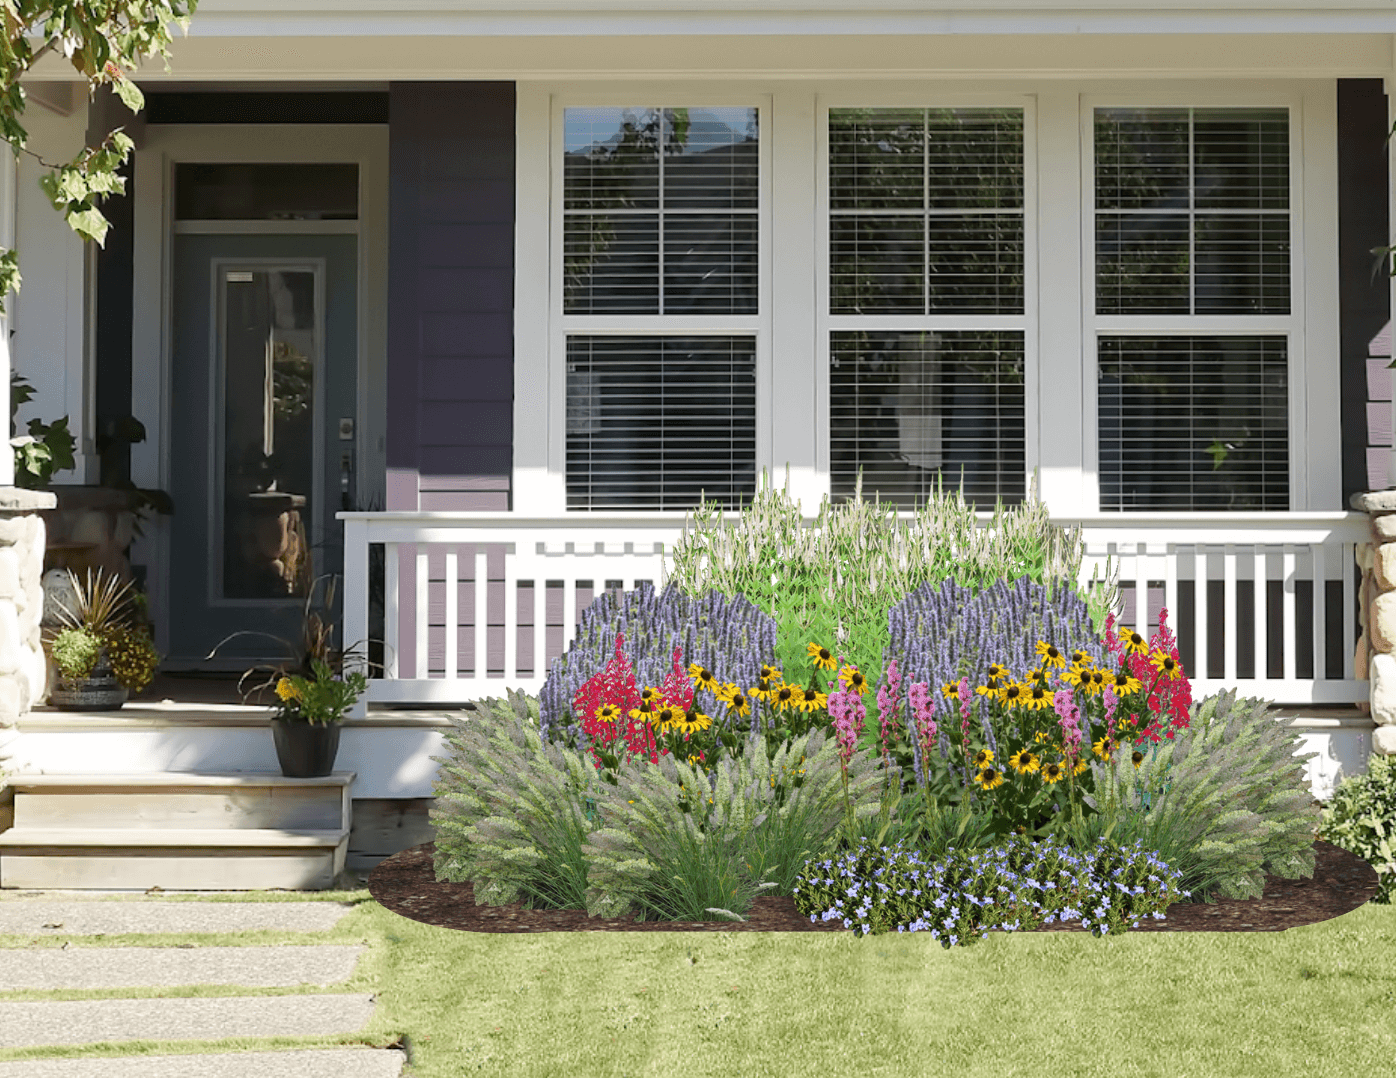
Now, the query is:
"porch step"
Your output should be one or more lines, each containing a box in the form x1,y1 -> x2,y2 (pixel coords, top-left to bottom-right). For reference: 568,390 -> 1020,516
0,773 -> 354,891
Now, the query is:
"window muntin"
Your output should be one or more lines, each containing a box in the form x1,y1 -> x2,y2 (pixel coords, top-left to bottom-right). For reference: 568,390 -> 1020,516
1097,336 -> 1289,511
565,336 -> 757,510
1094,107 -> 1290,315
829,108 -> 1024,315
562,107 -> 759,315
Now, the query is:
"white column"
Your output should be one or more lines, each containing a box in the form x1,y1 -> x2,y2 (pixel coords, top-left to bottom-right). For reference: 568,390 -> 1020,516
0,148 -> 13,488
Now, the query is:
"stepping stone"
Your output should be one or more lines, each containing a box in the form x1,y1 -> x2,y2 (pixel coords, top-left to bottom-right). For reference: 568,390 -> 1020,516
0,994 -> 378,1048
0,944 -> 365,989
0,1047 -> 406,1078
0,900 -> 354,938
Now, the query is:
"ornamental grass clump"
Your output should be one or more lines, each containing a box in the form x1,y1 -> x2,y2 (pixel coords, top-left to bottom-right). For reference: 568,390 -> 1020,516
1319,754 -> 1396,904
792,834 -> 1186,943
663,465 -> 1118,694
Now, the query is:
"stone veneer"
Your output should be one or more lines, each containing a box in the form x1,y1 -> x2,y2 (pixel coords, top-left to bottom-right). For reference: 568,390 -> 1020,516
0,487 -> 56,729
1350,490 -> 1396,757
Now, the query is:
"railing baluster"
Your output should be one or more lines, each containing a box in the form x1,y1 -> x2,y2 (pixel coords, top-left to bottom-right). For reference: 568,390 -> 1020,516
1311,543 -> 1327,681
444,547 -> 459,681
1164,541 -> 1178,641
415,547 -> 429,680
473,544 -> 488,680
1224,544 -> 1237,681
384,541 -> 400,680
504,553 -> 518,682
562,572 -> 577,655
1133,542 -> 1149,636
1253,546 -> 1267,683
1194,544 -> 1209,683
1343,542 -> 1356,680
1282,544 -> 1296,681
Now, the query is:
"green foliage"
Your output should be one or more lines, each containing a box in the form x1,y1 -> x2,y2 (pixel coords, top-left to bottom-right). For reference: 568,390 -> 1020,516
1321,754 -> 1396,904
50,626 -> 101,680
1077,689 -> 1322,901
10,371 -> 76,488
663,466 -> 1118,692
0,1 -> 199,312
275,659 -> 368,725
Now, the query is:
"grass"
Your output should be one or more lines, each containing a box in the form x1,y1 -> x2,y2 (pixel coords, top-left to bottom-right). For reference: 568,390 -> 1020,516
3,884 -> 1393,1077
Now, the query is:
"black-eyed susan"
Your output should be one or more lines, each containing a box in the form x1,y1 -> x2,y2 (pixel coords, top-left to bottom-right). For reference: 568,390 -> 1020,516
1023,682 -> 1053,711
649,706 -> 681,733
1035,641 -> 1068,669
639,686 -> 661,706
986,662 -> 1009,684
1150,651 -> 1183,680
1033,730 -> 1051,745
1040,761 -> 1065,785
806,643 -> 837,671
999,682 -> 1028,707
688,663 -> 720,693
1082,670 -> 1107,696
1059,664 -> 1089,688
1110,670 -> 1144,696
722,690 -> 752,718
1074,756 -> 1090,776
594,703 -> 621,722
1092,736 -> 1116,760
1007,748 -> 1040,774
795,686 -> 828,713
975,766 -> 1006,791
1119,626 -> 1149,655
672,709 -> 714,736
1069,649 -> 1093,669
972,748 -> 995,769
941,681 -> 961,701
975,684 -> 998,698
759,664 -> 783,684
838,665 -> 869,696
771,683 -> 799,713
1027,666 -> 1051,685
1131,750 -> 1146,770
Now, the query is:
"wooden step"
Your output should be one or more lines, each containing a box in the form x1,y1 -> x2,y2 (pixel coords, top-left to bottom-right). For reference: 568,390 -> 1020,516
7,773 -> 353,832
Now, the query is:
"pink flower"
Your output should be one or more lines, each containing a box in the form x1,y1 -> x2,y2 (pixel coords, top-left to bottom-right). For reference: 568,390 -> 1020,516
957,677 -> 971,720
1054,688 -> 1083,757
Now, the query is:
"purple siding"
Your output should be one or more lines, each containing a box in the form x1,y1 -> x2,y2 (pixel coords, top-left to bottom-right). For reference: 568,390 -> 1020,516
387,82 -> 515,511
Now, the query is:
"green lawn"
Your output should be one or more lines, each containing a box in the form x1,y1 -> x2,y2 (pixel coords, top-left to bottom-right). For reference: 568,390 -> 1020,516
3,890 -> 1393,1077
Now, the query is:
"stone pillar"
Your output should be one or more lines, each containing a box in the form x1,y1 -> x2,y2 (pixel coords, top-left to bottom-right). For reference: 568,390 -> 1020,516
0,489 -> 56,731
1352,491 -> 1396,757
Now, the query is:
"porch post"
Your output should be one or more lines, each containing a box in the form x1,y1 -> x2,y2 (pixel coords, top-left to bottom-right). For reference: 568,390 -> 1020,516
0,146 -> 13,488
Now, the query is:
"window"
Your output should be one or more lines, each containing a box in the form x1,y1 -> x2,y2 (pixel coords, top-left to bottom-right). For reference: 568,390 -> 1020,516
1093,106 -> 1293,510
827,107 -> 1027,508
560,106 -> 760,508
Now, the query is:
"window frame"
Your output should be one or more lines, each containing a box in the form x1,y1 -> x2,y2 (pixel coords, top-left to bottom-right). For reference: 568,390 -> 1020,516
546,91 -> 773,508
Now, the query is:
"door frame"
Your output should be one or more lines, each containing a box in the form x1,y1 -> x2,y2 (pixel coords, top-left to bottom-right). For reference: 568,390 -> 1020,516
131,124 -> 389,663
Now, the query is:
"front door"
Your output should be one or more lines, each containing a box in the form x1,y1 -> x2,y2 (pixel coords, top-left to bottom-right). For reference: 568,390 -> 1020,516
168,234 -> 357,664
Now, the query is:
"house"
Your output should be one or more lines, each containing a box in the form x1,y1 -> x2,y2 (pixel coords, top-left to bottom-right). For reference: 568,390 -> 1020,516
1,0 -> 1393,882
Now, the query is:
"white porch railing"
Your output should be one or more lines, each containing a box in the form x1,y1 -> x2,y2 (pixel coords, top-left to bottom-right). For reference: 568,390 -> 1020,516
338,510 -> 1369,715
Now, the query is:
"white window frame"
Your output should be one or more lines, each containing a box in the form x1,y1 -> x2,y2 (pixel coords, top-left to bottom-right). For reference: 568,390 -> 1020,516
544,90 -> 773,513
1080,84 -> 1338,512
815,90 -> 1040,506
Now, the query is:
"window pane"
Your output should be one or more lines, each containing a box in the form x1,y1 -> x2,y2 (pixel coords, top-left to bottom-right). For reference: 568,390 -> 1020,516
1193,213 -> 1290,313
1097,336 -> 1288,511
829,107 -> 1024,315
1094,109 -> 1190,212
175,163 -> 358,221
563,107 -> 758,315
566,336 -> 757,510
829,330 -> 1025,509
1095,213 -> 1190,313
1193,108 -> 1289,211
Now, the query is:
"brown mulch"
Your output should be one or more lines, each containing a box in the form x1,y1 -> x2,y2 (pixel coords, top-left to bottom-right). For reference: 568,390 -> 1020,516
368,838 -> 1380,935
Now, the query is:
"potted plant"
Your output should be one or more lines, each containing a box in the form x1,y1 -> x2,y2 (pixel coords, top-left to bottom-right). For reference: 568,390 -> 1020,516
269,659 -> 368,777
45,568 -> 161,710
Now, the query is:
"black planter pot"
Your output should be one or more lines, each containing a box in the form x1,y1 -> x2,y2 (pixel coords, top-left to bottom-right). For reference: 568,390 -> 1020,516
271,718 -> 341,778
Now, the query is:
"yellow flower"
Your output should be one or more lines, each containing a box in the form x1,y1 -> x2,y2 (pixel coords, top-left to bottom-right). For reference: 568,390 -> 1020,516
838,665 -> 869,696
975,766 -> 1005,791
688,663 -> 720,693
748,678 -> 777,702
275,677 -> 300,702
1150,651 -> 1183,680
1069,649 -> 1093,669
771,684 -> 799,713
759,664 -> 783,684
1027,666 -> 1051,685
941,681 -> 961,701
1132,750 -> 1145,770
639,686 -> 660,705
999,682 -> 1028,707
1111,670 -> 1144,696
985,663 -> 1009,683
1092,736 -> 1116,760
1040,761 -> 1065,785
1119,627 -> 1149,656
722,691 -> 752,718
1007,749 -> 1040,774
1035,641 -> 1068,669
795,687 -> 828,713
1059,664 -> 1089,688
1022,683 -> 1052,711
649,707 -> 681,733
975,684 -> 998,698
1074,757 -> 1090,776
672,709 -> 713,736
972,748 -> 995,769
1033,730 -> 1051,745
594,703 -> 620,722
806,644 -> 837,671
1081,670 -> 1107,697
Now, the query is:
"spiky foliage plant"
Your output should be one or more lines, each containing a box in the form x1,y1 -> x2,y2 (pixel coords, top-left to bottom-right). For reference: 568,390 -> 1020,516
430,689 -> 604,910
1320,754 -> 1396,904
663,465 -> 1119,692
537,581 -> 778,749
581,727 -> 887,921
1073,688 -> 1322,901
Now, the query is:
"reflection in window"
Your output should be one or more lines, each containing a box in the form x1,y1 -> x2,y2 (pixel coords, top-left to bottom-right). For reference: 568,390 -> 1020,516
562,107 -> 759,314
565,336 -> 756,509
221,269 -> 317,598
829,330 -> 1025,509
828,108 -> 1024,315
1095,108 -> 1290,314
1097,336 -> 1288,511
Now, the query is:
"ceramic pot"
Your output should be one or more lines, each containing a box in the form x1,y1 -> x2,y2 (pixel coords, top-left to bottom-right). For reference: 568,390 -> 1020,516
49,670 -> 127,711
271,717 -> 341,778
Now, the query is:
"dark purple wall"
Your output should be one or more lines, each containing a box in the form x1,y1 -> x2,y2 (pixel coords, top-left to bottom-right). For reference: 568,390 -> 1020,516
388,82 -> 516,510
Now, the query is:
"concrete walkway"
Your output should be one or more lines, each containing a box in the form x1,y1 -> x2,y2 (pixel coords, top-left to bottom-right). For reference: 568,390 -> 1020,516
0,893 -> 406,1077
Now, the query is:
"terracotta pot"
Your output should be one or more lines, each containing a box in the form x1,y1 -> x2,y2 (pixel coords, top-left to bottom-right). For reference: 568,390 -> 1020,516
270,717 -> 341,778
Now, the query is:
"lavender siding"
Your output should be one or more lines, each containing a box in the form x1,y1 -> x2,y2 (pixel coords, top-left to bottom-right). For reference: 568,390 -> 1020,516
1338,80 -> 1391,497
